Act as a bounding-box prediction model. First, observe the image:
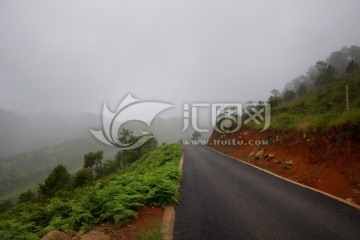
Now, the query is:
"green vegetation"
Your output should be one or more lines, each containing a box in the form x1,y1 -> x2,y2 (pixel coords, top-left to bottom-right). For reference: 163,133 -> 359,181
136,221 -> 164,240
39,165 -> 72,198
0,136 -> 118,200
83,150 -> 104,170
262,45 -> 360,132
270,76 -> 360,131
73,169 -> 93,188
0,114 -> 201,201
191,131 -> 201,140
0,144 -> 182,239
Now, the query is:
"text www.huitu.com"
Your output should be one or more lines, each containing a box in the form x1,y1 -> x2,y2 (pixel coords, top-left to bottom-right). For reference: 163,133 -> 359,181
182,139 -> 269,146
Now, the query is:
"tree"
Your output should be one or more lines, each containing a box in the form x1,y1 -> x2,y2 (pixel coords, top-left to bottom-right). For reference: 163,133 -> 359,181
270,89 -> 280,97
0,199 -> 13,213
315,61 -> 337,87
306,66 -> 320,86
115,134 -> 158,168
267,95 -> 281,107
19,190 -> 36,203
297,83 -> 308,97
39,164 -> 71,197
346,60 -> 359,77
315,60 -> 328,72
83,150 -> 103,170
192,131 -> 201,140
141,134 -> 158,153
282,90 -> 296,102
348,45 -> 360,62
326,51 -> 348,73
119,128 -> 133,143
73,168 -> 93,187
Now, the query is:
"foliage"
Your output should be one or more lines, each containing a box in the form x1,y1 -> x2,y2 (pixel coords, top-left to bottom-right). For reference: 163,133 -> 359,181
346,60 -> 359,77
271,75 -> 360,131
0,144 -> 182,239
19,190 -> 36,203
0,199 -> 14,213
326,50 -> 348,73
191,131 -> 201,140
0,136 -> 118,201
118,128 -> 134,143
268,45 -> 360,131
39,165 -> 71,198
267,95 -> 281,107
270,114 -> 302,131
93,159 -> 119,178
282,90 -> 296,102
83,150 -> 103,170
314,62 -> 337,87
136,221 -> 163,240
115,136 -> 158,168
297,83 -> 308,97
270,89 -> 280,96
279,45 -> 360,97
73,169 -> 93,188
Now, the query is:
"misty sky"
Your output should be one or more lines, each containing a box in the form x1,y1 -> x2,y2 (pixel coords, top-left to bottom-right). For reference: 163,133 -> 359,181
0,0 -> 359,116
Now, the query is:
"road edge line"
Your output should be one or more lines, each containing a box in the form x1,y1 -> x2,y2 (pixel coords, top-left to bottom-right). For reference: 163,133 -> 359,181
202,145 -> 360,211
162,154 -> 184,240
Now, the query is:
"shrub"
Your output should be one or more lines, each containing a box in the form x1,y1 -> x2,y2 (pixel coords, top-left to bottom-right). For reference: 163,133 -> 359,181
0,144 -> 182,238
73,169 -> 93,188
39,164 -> 71,197
19,190 -> 36,203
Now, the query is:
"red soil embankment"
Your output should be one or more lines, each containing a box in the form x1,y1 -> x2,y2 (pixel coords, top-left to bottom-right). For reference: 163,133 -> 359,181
207,126 -> 360,204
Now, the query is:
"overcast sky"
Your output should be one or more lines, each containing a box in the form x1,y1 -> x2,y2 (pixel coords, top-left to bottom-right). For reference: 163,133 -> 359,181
0,0 -> 359,116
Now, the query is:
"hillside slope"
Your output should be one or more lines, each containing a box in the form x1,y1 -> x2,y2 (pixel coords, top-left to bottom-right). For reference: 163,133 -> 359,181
271,75 -> 360,131
0,110 -> 101,156
0,136 -> 118,200
208,75 -> 360,204
0,144 -> 182,239
208,127 -> 360,204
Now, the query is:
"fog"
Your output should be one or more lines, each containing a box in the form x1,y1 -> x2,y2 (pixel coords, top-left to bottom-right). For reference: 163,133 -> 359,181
0,0 -> 359,116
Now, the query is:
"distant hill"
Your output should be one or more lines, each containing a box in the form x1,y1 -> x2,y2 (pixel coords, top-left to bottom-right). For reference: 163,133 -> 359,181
0,109 -> 101,156
0,109 -> 210,156
0,109 -> 210,200
0,135 -> 119,200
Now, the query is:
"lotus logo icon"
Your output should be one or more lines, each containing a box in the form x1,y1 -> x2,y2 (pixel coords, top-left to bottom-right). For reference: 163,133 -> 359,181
91,94 -> 173,150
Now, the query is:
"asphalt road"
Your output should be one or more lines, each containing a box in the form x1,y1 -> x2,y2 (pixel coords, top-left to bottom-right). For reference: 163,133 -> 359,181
174,145 -> 360,240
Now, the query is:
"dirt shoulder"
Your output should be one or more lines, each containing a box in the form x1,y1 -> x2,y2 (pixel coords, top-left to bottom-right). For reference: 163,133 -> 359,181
207,126 -> 360,204
86,206 -> 164,240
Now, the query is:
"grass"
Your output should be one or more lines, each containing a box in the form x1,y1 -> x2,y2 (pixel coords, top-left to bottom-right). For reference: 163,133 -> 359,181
0,144 -> 182,239
136,221 -> 164,240
268,76 -> 360,132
